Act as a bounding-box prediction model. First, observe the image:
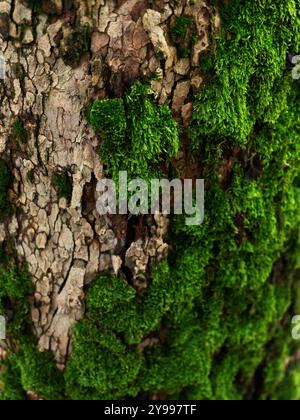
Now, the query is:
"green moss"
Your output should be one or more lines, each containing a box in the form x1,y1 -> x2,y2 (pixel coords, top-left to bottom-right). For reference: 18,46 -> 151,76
0,358 -> 26,401
25,0 -> 43,14
0,255 -> 33,338
2,0 -> 300,401
199,52 -> 215,75
63,24 -> 91,67
189,0 -> 300,146
89,81 -> 180,183
12,64 -> 25,82
272,363 -> 300,400
26,169 -> 34,183
52,170 -> 72,202
169,16 -> 197,58
65,322 -> 141,400
0,160 -> 13,222
87,274 -> 136,312
0,338 -> 65,400
12,119 -> 28,145
9,339 -> 65,400
88,98 -> 127,148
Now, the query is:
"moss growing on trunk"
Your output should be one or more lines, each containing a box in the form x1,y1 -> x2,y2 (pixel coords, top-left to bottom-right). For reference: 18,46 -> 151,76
0,247 -> 65,400
12,119 -> 28,145
168,15 -> 197,58
52,170 -> 73,203
72,0 -> 300,400
1,0 -> 300,401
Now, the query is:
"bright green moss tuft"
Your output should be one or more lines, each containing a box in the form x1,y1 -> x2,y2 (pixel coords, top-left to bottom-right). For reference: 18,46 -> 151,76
0,245 -> 65,400
65,322 -> 141,400
0,254 -> 33,338
12,64 -> 25,82
0,339 -> 65,400
87,274 -> 136,312
26,169 -> 34,183
2,0 -> 300,401
25,0 -> 43,14
10,339 -> 65,400
190,0 -> 300,146
272,364 -> 300,400
0,358 -> 26,401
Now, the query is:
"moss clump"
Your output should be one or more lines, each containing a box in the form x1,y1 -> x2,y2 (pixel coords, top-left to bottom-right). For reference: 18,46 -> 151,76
0,332 -> 65,401
88,81 -> 180,183
0,160 -> 13,222
0,248 -> 33,356
65,265 -> 172,399
168,16 -> 197,58
0,357 -> 26,401
5,339 -> 65,401
2,0 -> 300,401
88,98 -> 126,147
52,171 -> 72,203
63,24 -> 91,67
18,23 -> 30,42
12,119 -> 28,145
26,169 -> 34,183
272,364 -> 300,400
189,0 -> 300,145
25,0 -> 43,14
199,51 -> 215,75
12,64 -> 25,82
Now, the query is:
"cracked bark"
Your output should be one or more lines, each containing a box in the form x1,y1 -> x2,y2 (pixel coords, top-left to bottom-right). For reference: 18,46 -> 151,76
0,0 -> 216,367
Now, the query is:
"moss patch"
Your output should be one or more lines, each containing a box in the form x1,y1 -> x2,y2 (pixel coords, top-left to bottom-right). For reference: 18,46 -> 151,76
75,0 -> 300,400
0,160 -> 13,222
168,15 -> 197,58
12,64 -> 25,82
12,119 -> 28,145
2,0 -> 300,401
63,24 -> 91,68
0,245 -> 65,400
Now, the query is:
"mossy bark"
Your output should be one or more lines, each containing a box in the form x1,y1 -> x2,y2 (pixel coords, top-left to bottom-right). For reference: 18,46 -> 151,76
0,0 -> 300,400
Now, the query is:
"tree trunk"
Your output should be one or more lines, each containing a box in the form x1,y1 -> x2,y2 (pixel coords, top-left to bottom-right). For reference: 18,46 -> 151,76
0,0 -> 300,401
